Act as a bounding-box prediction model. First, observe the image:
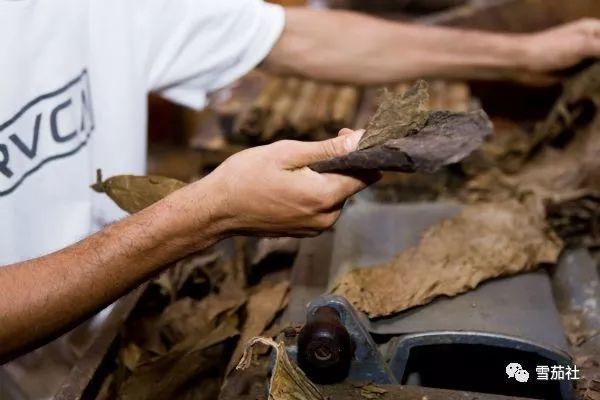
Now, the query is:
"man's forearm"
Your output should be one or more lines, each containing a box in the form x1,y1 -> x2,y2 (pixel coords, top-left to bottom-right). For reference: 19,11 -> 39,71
265,9 -> 528,84
0,179 -> 225,360
266,9 -> 600,84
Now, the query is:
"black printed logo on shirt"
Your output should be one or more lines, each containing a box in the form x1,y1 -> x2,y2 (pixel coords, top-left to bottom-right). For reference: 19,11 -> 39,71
0,70 -> 94,196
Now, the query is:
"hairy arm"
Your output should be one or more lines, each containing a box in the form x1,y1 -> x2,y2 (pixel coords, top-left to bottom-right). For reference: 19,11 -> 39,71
0,130 -> 374,361
0,180 -> 224,361
264,9 -> 600,83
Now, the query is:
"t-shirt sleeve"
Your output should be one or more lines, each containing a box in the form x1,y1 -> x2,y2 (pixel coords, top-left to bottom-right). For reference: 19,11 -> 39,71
134,0 -> 285,109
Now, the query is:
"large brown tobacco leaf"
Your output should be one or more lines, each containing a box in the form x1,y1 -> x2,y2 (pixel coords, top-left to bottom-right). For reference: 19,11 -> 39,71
236,337 -> 325,400
332,199 -> 562,318
310,81 -> 492,173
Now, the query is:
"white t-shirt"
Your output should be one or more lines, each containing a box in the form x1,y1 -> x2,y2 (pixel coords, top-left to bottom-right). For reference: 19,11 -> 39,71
0,0 -> 284,266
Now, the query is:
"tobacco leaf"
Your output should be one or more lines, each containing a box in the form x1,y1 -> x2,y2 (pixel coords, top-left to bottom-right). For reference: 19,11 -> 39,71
119,342 -> 146,372
332,199 -> 562,318
461,118 -> 534,176
248,238 -> 301,267
118,316 -> 239,400
310,109 -> 492,173
461,64 -> 600,249
91,170 -> 186,214
236,337 -> 325,400
464,105 -> 600,205
159,290 -> 245,348
358,81 -> 429,150
227,281 -> 290,374
151,250 -> 224,303
464,63 -> 600,177
534,61 -> 600,147
547,193 -> 600,248
576,355 -> 600,400
356,383 -> 387,399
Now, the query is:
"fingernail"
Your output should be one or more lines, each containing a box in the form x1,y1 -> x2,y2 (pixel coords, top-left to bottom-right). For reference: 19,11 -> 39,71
344,131 -> 362,152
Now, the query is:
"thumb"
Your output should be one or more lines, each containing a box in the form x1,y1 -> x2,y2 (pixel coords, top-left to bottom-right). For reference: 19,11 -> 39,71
283,130 -> 363,168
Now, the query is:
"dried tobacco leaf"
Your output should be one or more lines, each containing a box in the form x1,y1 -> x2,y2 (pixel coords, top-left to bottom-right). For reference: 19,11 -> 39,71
91,169 -> 186,214
332,199 -> 562,318
310,81 -> 491,173
159,290 -> 245,348
155,250 -> 224,302
359,383 -> 387,399
311,110 -> 492,173
534,61 -> 600,147
463,64 -> 600,177
227,281 -> 290,374
464,106 -> 600,205
547,193 -> 600,248
118,316 -> 239,400
358,80 -> 429,150
236,337 -> 325,400
461,118 -> 534,176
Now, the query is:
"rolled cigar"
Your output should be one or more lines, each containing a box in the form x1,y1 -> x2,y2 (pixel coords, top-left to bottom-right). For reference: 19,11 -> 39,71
263,78 -> 301,141
312,84 -> 336,128
331,85 -> 360,128
427,80 -> 446,110
234,77 -> 284,137
446,82 -> 471,112
288,80 -> 319,135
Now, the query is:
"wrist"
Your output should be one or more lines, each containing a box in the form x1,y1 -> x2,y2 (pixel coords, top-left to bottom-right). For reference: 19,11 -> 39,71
418,28 -> 532,75
152,177 -> 233,253
503,33 -> 536,71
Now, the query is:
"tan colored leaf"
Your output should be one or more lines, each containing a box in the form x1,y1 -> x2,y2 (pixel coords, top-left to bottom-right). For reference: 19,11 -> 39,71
358,80 -> 429,150
159,291 -> 245,348
91,170 -> 186,214
227,281 -> 289,374
119,316 -> 238,400
332,199 -> 562,318
119,342 -> 145,372
236,337 -> 325,400
360,383 -> 387,399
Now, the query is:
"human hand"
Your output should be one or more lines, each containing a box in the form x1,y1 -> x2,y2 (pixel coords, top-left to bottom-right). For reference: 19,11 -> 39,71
522,18 -> 600,72
201,129 -> 379,237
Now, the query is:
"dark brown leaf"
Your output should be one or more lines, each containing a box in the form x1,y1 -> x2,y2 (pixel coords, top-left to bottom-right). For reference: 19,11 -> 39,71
310,109 -> 492,173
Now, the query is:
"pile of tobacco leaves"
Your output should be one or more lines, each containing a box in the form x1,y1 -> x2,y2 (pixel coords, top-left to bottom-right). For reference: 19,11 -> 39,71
92,63 -> 600,400
91,235 -> 297,400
